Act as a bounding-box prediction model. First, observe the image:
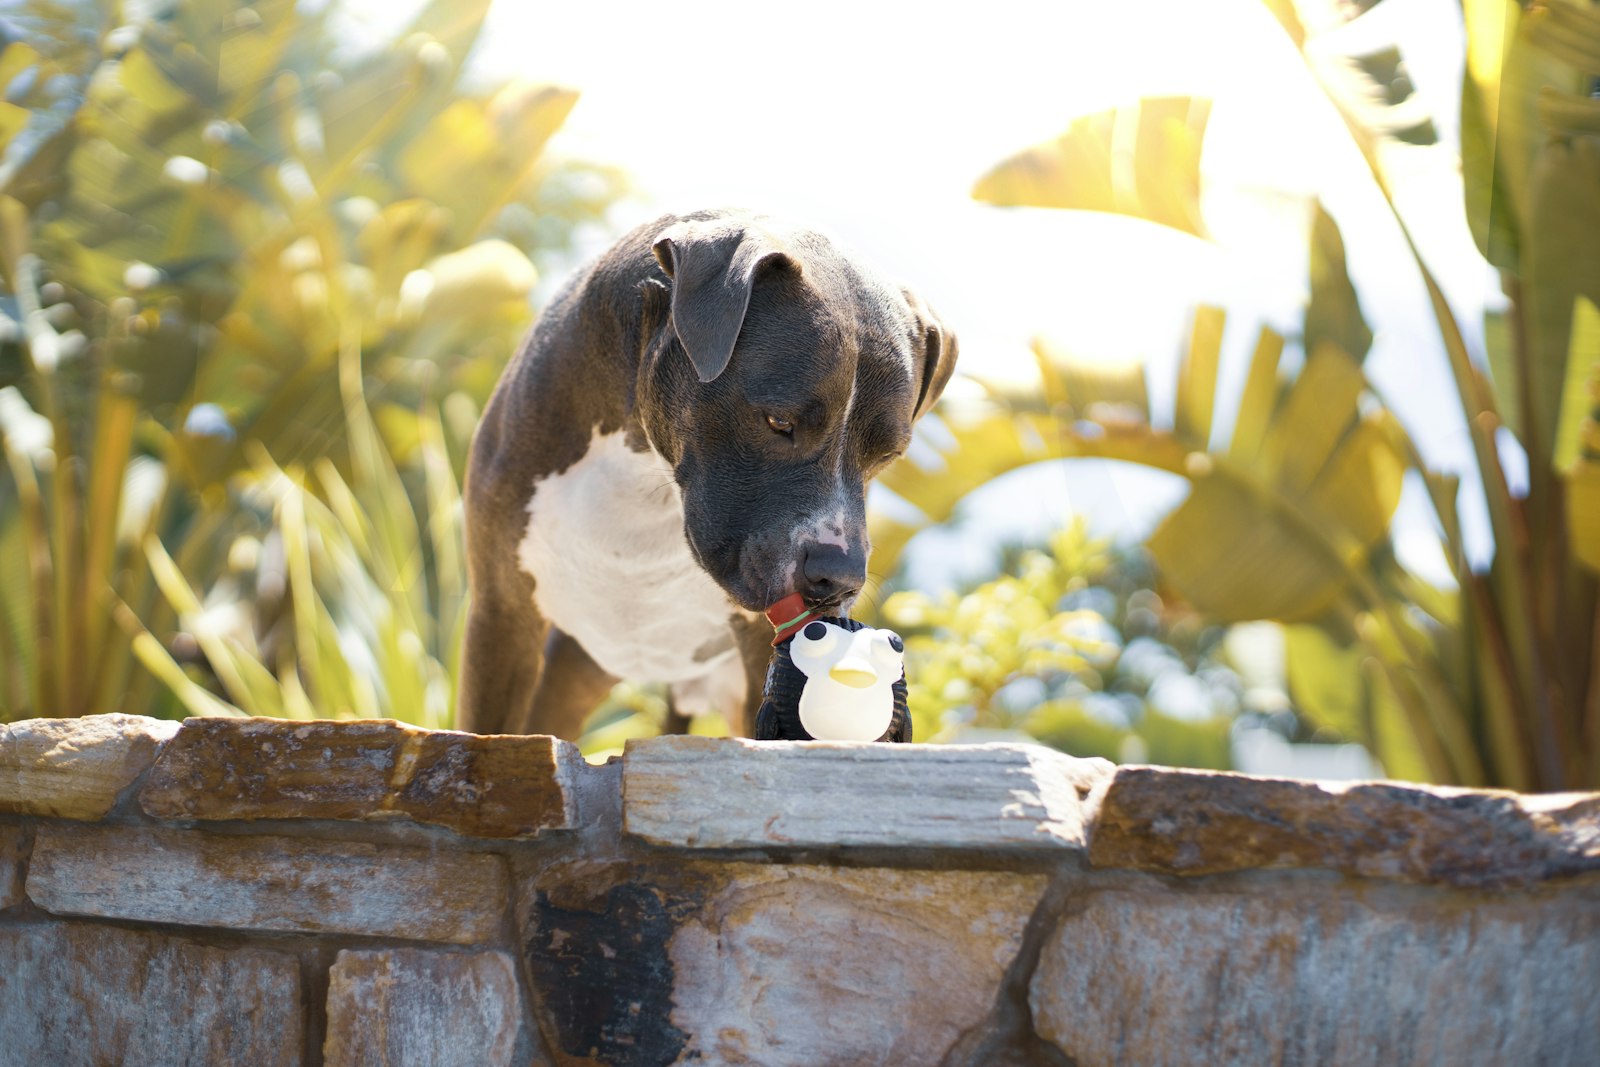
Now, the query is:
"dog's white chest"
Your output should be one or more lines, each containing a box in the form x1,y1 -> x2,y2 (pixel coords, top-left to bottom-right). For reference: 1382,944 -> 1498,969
516,430 -> 738,684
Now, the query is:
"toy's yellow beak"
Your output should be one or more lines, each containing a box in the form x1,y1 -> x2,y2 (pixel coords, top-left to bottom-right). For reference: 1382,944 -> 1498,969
829,660 -> 877,689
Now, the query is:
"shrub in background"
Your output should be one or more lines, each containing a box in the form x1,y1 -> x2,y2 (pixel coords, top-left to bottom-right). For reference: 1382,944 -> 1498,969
0,0 -> 620,721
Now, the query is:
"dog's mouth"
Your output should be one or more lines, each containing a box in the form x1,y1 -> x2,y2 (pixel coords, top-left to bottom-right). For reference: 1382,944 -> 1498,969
804,592 -> 851,617
764,590 -> 856,646
764,588 -> 848,616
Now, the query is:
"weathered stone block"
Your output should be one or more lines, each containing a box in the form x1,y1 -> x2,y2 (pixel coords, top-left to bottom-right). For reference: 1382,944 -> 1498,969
140,716 -> 581,838
1090,765 -> 1600,886
1030,887 -> 1600,1066
324,948 -> 534,1067
671,866 -> 1046,1066
520,860 -> 1045,1066
0,824 -> 27,909
0,920 -> 303,1066
27,822 -> 507,943
622,735 -> 1111,851
0,714 -> 179,819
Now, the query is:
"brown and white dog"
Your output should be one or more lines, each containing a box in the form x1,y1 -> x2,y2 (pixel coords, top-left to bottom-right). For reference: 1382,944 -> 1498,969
456,210 -> 957,738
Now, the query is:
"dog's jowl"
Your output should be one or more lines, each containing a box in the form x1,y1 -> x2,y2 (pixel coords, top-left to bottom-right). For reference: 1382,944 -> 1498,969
457,210 -> 957,738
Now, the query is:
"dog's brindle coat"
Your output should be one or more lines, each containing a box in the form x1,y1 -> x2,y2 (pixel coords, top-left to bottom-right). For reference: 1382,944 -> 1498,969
457,210 -> 957,738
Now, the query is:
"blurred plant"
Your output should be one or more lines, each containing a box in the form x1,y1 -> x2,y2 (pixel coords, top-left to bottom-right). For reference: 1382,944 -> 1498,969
941,1 -> 1599,788
0,0 -> 620,720
136,338 -> 467,726
875,520 -> 1237,768
574,683 -> 733,763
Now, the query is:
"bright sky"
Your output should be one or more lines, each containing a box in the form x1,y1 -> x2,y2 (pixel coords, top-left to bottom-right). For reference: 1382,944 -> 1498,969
346,0 -> 1494,589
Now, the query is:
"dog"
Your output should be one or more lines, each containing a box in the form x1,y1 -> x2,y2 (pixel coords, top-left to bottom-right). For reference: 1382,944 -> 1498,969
456,209 -> 957,739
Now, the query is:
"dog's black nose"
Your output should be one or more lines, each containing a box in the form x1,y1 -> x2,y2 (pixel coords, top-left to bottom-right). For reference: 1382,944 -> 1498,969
799,543 -> 864,607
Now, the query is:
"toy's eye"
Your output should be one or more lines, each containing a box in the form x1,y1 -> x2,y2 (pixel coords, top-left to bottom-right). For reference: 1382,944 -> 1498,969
767,414 -> 794,436
870,629 -> 904,665
794,621 -> 836,655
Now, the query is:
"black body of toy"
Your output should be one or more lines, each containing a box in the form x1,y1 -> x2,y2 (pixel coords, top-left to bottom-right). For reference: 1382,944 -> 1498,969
754,616 -> 912,742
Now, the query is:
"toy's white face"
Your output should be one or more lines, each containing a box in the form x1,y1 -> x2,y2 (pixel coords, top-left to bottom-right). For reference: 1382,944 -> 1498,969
790,621 -> 904,688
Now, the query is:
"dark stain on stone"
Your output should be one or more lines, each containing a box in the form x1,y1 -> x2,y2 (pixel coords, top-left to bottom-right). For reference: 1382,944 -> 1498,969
525,881 -> 692,1065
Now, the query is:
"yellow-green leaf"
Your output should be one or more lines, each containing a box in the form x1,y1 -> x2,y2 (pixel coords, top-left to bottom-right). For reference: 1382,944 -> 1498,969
1147,460 -> 1350,623
1261,341 -> 1365,493
403,0 -> 494,79
215,1 -> 295,99
1523,1 -> 1600,72
1554,296 -> 1600,473
1536,86 -> 1600,136
111,596 -> 240,719
0,42 -> 44,94
1284,622 -> 1365,740
1227,326 -> 1285,464
315,51 -> 428,190
1523,136 -> 1600,468
1305,204 -> 1373,362
1462,0 -> 1594,274
866,513 -> 920,590
1303,411 -> 1407,554
398,83 -> 579,242
877,411 -> 1053,523
1569,350 -> 1600,572
1461,66 -> 1521,272
1569,458 -> 1600,572
1032,337 -> 1150,424
1366,656 -> 1434,782
1482,309 -> 1520,439
1257,0 -> 1306,47
0,102 -> 28,151
973,96 -> 1211,238
1175,306 -> 1224,448
422,239 -> 537,320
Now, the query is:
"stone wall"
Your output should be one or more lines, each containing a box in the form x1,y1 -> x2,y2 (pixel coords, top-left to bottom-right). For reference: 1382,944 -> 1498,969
0,713 -> 1597,1066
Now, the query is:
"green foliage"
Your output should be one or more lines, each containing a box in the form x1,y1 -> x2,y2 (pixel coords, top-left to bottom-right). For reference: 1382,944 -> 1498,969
0,0 -> 619,721
135,344 -> 470,726
575,683 -> 733,763
871,521 -> 1237,769
973,96 -> 1211,237
966,0 -> 1600,788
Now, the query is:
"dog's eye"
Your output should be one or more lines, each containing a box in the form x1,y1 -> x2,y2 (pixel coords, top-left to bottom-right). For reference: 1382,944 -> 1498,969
766,415 -> 794,436
865,450 -> 902,474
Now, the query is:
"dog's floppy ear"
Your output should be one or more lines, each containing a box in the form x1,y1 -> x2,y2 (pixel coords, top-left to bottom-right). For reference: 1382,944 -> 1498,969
902,288 -> 959,422
652,220 -> 791,383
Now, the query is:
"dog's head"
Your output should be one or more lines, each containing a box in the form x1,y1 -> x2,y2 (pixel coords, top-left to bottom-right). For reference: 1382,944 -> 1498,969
639,212 -> 957,616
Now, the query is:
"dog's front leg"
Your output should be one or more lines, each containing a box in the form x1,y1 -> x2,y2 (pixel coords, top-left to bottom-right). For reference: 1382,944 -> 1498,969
458,598 -> 617,739
456,586 -> 550,736
527,627 -> 618,740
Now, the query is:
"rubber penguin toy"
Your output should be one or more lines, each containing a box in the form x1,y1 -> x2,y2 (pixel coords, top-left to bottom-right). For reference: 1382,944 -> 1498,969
755,593 -> 912,742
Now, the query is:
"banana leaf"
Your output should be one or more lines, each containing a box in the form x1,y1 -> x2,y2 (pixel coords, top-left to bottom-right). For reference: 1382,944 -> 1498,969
973,96 -> 1211,238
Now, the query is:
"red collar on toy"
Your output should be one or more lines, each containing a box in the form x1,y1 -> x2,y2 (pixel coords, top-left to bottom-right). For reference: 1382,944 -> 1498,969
764,592 -> 814,646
